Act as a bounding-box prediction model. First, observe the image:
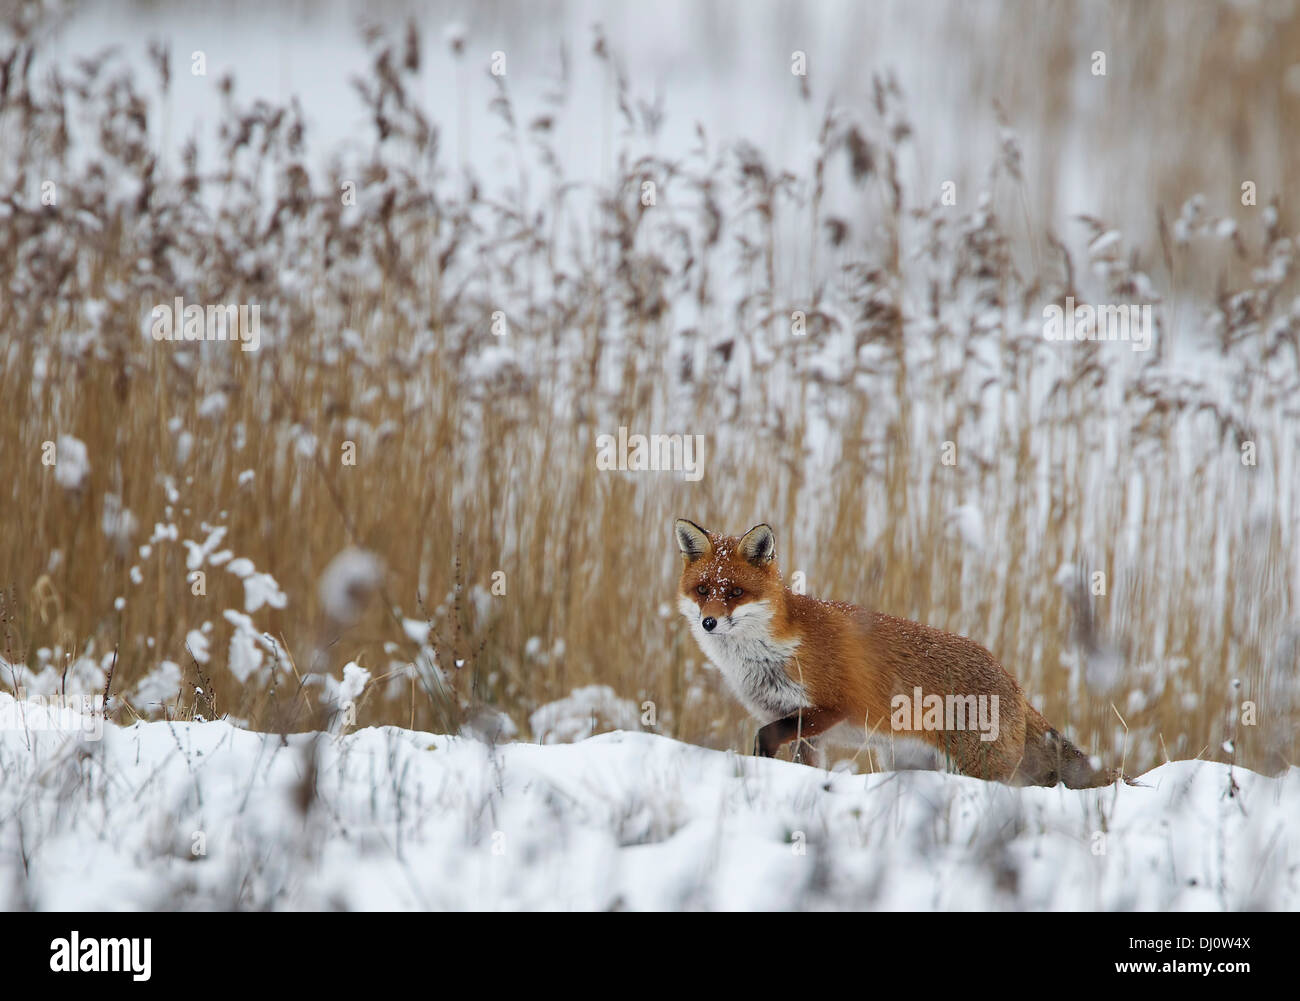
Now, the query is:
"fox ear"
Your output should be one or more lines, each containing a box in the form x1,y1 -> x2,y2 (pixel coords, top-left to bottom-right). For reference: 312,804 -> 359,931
674,519 -> 712,561
738,523 -> 776,565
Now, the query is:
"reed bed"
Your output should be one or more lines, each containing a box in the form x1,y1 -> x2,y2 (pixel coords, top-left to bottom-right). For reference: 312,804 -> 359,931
1,5 -> 1296,778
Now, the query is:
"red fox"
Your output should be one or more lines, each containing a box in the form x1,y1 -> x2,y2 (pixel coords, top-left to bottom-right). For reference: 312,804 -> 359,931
674,519 -> 1121,788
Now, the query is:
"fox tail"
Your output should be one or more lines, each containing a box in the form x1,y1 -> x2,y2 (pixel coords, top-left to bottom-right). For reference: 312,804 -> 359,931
1017,706 -> 1128,789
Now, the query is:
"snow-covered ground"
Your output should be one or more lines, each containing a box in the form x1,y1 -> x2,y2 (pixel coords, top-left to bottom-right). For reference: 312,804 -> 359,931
1,692 -> 1293,910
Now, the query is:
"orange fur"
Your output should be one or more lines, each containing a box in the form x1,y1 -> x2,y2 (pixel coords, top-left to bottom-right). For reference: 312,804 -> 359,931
674,519 -> 1118,788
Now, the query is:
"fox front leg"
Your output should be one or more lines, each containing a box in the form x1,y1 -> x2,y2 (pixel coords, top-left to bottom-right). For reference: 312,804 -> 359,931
790,737 -> 821,767
754,707 -> 845,759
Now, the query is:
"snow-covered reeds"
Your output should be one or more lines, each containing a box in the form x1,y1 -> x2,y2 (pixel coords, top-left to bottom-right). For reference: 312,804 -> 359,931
0,6 -> 1296,780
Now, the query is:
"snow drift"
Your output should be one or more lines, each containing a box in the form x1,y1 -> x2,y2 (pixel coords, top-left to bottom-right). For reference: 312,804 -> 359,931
0,692 -> 1293,910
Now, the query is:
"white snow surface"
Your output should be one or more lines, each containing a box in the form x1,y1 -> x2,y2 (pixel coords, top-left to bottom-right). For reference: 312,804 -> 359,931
0,692 -> 1293,911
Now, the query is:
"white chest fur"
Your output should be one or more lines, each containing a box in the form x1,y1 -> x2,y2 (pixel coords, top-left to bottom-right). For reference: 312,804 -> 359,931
678,597 -> 809,722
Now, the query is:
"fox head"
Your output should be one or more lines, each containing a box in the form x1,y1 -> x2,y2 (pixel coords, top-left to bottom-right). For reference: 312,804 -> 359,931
674,519 -> 781,638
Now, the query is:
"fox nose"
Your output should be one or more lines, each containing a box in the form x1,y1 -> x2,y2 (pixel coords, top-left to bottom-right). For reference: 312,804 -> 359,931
702,616 -> 717,632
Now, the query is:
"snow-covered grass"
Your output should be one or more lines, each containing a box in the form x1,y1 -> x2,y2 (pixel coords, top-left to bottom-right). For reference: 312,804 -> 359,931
2,7 -> 1297,788
0,692 -> 1292,910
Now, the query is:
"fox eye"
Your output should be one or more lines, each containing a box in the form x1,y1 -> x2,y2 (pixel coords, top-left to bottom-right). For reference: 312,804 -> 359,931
696,584 -> 708,595
730,587 -> 743,598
